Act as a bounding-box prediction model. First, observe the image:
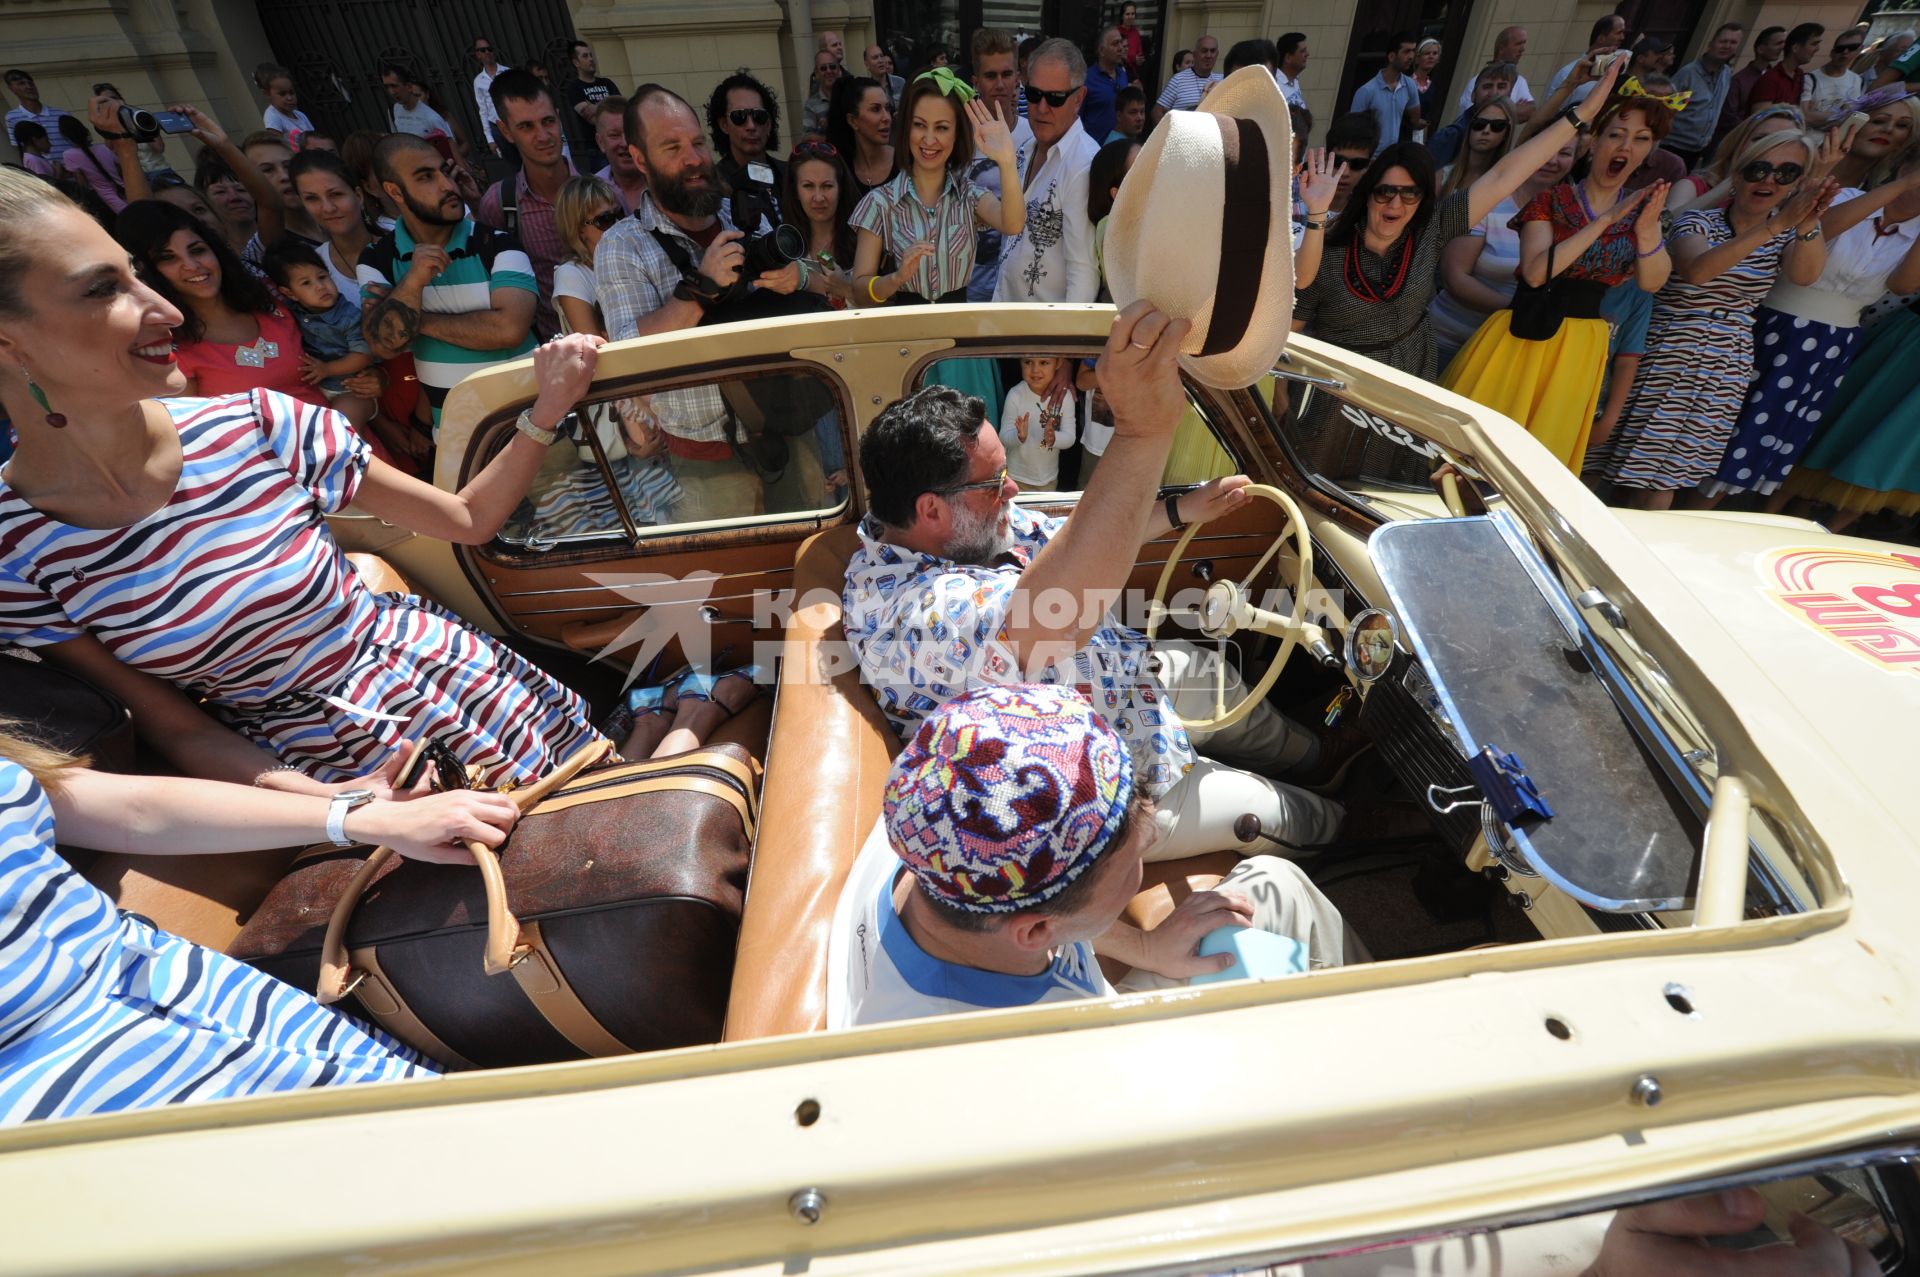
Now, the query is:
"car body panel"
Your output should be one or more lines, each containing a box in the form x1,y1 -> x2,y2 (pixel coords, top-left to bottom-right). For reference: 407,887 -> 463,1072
6,307 -> 1919,1274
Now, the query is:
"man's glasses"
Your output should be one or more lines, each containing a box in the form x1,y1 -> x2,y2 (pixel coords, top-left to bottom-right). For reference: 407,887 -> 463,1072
792,139 -> 841,159
1335,153 -> 1372,172
1739,160 -> 1805,184
1469,117 -> 1511,134
472,45 -> 493,54
933,466 -> 1009,497
1835,43 -> 1864,56
586,208 -> 625,231
1370,184 -> 1423,205
1025,83 -> 1078,108
728,107 -> 771,127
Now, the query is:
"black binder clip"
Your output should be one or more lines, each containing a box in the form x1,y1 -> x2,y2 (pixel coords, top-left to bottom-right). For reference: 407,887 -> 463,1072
1466,746 -> 1554,824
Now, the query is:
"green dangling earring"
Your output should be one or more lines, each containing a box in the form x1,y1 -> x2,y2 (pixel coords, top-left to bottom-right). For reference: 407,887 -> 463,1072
20,365 -> 66,428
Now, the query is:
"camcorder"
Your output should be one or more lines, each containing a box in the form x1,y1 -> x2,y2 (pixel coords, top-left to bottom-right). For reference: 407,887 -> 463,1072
117,106 -> 197,143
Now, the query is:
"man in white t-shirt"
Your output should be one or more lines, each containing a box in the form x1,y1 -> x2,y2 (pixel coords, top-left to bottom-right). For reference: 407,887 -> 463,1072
382,65 -> 456,149
1153,33 -> 1221,121
826,683 -> 1349,1029
470,36 -> 512,159
1455,25 -> 1534,121
1803,24 -> 1868,125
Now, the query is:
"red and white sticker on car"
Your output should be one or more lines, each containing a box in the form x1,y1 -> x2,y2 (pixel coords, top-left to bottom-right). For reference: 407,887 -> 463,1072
1761,546 -> 1920,672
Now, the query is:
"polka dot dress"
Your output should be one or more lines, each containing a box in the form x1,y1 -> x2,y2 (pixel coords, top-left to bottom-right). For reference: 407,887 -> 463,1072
1703,310 -> 1860,497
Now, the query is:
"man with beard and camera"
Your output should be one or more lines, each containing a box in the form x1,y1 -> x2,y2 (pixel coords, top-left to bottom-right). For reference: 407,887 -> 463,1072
358,133 -> 538,436
596,85 -> 828,521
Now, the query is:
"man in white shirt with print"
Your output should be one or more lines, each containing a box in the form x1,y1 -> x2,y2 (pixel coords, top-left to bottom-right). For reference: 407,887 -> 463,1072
994,38 -> 1099,303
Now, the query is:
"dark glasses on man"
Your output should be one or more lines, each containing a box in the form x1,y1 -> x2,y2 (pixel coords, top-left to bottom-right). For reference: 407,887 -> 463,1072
472,44 -> 493,54
1739,160 -> 1805,184
586,208 -> 625,231
1370,184 -> 1423,205
1835,43 -> 1863,55
728,107 -> 771,127
1025,83 -> 1078,108
933,466 -> 1009,497
1469,116 -> 1511,134
1334,153 -> 1372,172
793,139 -> 841,159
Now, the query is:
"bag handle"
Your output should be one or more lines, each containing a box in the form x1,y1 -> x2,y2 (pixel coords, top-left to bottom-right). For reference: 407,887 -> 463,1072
316,737 -> 615,1004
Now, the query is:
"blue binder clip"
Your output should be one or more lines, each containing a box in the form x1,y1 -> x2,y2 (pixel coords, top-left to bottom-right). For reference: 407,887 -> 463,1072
1466,746 -> 1554,824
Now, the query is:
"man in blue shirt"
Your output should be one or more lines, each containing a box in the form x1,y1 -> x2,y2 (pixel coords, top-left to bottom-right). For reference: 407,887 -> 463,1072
1081,26 -> 1130,141
1349,32 -> 1420,154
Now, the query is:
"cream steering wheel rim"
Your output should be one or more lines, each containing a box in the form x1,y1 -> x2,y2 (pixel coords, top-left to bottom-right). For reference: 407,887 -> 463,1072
1145,483 -> 1315,734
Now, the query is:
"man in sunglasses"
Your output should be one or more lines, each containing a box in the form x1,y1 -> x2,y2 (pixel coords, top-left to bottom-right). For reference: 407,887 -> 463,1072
707,71 -> 787,233
993,38 -> 1100,304
1804,23 -> 1869,126
844,303 -> 1385,865
470,36 -> 513,166
476,69 -> 576,340
1424,62 -> 1512,168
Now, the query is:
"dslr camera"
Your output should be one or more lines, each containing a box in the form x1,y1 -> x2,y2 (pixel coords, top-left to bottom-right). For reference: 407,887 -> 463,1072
738,223 -> 805,278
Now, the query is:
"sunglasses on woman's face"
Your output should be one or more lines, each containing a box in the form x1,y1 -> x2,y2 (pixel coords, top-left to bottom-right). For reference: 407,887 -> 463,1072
586,208 -> 625,231
1470,116 -> 1511,134
1739,160 -> 1805,184
728,107 -> 771,127
1025,83 -> 1077,109
1370,184 -> 1423,205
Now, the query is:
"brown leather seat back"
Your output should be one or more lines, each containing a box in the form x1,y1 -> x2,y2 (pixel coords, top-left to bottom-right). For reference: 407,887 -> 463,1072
724,524 -> 900,1040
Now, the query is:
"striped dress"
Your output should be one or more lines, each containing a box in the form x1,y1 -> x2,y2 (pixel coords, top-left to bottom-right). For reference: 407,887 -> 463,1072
1585,208 -> 1794,492
0,760 -> 430,1124
0,390 -> 606,785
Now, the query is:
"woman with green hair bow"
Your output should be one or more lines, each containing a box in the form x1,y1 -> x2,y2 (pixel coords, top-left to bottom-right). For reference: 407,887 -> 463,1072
849,68 -> 1026,416
849,67 -> 1025,307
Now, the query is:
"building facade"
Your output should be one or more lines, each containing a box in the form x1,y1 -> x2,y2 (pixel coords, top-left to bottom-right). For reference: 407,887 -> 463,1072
0,1 -> 1880,178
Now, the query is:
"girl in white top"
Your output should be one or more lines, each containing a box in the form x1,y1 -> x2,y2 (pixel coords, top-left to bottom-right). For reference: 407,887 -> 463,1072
1705,165 -> 1920,503
261,71 -> 314,148
553,176 -> 624,338
1428,138 -> 1577,368
999,355 -> 1078,489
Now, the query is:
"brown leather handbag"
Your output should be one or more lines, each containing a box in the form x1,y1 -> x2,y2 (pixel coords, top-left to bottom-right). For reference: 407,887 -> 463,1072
229,740 -> 757,1070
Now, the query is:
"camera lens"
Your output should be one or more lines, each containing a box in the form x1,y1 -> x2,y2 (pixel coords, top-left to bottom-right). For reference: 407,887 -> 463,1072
118,105 -> 161,143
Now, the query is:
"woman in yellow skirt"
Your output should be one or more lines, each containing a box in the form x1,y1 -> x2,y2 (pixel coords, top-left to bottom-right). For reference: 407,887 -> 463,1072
1442,80 -> 1679,472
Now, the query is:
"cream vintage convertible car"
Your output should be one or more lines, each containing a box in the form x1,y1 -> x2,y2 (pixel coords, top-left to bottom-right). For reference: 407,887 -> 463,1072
5,304 -> 1920,1275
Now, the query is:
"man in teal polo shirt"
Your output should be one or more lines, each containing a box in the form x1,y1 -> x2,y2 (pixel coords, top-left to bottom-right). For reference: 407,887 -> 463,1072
359,133 -> 537,435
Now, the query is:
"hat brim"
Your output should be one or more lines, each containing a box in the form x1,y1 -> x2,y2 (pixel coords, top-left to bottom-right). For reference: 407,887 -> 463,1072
1106,65 -> 1296,391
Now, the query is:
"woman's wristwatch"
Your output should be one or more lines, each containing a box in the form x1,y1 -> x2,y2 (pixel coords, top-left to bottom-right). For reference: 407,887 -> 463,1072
514,408 -> 574,446
1796,225 -> 1824,242
1558,105 -> 1592,135
1300,214 -> 1329,231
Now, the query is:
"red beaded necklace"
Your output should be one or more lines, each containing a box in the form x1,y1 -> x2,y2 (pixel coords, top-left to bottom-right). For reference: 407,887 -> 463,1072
1342,231 -> 1416,302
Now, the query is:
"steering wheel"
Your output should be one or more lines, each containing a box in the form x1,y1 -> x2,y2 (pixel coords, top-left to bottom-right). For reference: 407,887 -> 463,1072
1145,483 -> 1333,733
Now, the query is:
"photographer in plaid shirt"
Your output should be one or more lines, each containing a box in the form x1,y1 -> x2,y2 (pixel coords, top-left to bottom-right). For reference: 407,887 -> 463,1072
595,85 -> 827,521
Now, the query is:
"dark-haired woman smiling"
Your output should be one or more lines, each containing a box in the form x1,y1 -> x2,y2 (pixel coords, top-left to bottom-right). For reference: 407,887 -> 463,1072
1293,58 -> 1627,381
116,201 -> 321,406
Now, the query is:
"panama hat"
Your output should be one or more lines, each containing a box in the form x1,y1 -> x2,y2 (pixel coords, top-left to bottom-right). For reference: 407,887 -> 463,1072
1105,64 -> 1294,390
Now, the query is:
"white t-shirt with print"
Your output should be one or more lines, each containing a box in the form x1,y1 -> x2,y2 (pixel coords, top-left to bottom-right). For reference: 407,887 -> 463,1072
826,820 -> 1113,1028
999,380 -> 1078,489
391,99 -> 453,139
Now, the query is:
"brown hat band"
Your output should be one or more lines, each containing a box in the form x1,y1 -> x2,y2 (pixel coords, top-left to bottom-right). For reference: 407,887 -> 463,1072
1198,115 -> 1271,359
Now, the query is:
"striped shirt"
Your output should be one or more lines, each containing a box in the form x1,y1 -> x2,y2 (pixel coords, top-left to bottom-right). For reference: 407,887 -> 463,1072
1155,68 -> 1222,112
850,170 -> 988,300
0,759 -> 431,1124
478,164 -> 576,340
0,391 -> 603,784
5,103 -> 75,164
358,218 -> 537,424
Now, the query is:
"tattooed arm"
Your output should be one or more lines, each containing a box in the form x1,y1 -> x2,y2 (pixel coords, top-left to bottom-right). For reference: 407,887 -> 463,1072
361,280 -> 423,360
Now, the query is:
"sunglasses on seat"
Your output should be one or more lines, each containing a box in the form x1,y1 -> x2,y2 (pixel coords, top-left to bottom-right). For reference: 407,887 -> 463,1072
728,107 -> 771,127
1025,83 -> 1078,109
1739,160 -> 1805,184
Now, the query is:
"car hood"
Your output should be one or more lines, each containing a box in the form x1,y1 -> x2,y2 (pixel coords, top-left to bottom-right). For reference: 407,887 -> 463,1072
1614,508 -> 1920,791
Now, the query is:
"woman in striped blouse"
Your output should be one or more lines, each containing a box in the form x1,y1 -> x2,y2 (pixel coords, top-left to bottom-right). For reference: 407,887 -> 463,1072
0,725 -> 515,1122
0,170 -> 618,795
849,70 -> 1024,306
